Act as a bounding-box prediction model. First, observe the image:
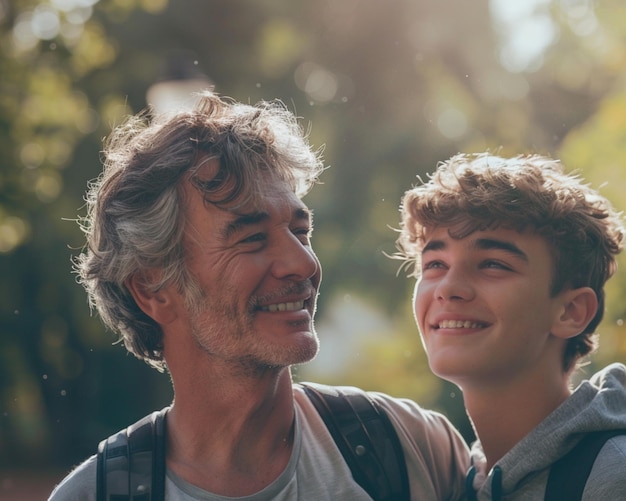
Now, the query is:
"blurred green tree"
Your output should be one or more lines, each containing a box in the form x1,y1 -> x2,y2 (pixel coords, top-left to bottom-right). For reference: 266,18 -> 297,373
0,0 -> 625,477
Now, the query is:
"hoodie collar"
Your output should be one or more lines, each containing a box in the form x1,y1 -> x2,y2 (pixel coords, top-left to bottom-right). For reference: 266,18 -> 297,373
466,363 -> 626,497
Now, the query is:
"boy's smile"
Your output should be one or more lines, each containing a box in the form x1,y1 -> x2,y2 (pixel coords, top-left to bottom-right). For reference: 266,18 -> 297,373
413,226 -> 570,388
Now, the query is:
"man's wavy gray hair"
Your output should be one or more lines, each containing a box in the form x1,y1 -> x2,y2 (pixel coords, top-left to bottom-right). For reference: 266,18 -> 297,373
75,91 -> 325,371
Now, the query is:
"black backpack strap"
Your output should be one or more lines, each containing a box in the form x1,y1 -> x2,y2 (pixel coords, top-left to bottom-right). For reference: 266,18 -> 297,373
96,407 -> 168,501
300,382 -> 410,501
544,429 -> 626,501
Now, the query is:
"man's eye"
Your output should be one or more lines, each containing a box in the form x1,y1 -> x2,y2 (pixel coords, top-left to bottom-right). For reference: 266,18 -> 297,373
293,227 -> 312,242
241,233 -> 266,244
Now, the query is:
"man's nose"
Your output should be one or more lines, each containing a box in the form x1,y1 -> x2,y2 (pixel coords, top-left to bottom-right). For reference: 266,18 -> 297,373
271,234 -> 320,282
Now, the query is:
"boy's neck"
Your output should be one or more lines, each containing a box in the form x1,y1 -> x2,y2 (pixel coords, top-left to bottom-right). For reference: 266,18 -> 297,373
462,369 -> 572,471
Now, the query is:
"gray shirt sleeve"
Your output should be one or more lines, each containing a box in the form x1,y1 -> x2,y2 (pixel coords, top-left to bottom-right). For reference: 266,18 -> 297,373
48,455 -> 97,501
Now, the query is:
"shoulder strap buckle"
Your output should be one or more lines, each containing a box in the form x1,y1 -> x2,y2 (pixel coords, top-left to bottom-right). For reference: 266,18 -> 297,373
96,407 -> 168,501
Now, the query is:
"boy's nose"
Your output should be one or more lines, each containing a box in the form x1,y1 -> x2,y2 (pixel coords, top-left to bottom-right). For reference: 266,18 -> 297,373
434,269 -> 475,302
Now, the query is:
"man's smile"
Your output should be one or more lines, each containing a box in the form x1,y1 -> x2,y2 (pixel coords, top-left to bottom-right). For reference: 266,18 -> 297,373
259,300 -> 306,312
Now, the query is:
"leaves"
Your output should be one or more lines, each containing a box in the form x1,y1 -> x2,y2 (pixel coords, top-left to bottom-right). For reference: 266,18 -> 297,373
2,0 -> 626,469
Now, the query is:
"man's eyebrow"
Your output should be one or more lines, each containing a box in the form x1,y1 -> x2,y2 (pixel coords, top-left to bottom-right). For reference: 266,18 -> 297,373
295,207 -> 313,224
221,211 -> 269,240
474,238 -> 528,261
221,207 -> 313,240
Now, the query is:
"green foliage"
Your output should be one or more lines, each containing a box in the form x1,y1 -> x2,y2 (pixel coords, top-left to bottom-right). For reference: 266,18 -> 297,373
1,0 -> 625,471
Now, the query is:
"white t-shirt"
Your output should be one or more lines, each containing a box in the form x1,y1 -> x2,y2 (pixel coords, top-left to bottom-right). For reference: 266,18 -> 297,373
49,385 -> 469,500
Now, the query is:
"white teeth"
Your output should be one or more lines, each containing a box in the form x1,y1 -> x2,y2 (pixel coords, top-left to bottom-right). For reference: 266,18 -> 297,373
261,300 -> 305,312
438,320 -> 482,329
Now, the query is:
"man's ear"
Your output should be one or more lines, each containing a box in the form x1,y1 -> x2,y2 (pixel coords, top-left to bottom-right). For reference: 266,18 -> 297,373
551,287 -> 598,340
125,272 -> 179,325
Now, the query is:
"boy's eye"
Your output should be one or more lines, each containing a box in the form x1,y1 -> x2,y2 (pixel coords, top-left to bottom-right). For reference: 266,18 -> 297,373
481,260 -> 512,271
422,260 -> 445,271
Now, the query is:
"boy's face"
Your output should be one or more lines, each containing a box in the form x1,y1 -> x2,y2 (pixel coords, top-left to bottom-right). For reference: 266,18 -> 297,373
413,226 -> 571,388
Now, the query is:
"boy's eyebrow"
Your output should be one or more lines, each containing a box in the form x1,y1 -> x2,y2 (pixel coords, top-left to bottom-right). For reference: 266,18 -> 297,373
422,239 -> 446,254
221,207 -> 313,240
474,238 -> 529,261
421,237 -> 529,261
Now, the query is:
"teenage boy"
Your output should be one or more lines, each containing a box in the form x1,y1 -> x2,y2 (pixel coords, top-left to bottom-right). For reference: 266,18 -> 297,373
396,153 -> 626,500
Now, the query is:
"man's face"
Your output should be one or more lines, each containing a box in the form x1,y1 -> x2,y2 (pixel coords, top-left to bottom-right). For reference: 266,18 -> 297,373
175,165 -> 321,375
413,226 -> 569,388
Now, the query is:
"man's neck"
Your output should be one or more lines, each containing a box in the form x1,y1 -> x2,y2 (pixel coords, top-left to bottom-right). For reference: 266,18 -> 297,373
165,368 -> 296,496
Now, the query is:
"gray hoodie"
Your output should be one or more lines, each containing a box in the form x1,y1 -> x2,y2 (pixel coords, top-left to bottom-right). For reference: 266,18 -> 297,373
466,363 -> 626,501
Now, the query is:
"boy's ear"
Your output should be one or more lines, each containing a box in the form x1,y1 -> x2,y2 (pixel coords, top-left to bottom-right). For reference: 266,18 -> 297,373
125,272 -> 179,325
551,287 -> 598,340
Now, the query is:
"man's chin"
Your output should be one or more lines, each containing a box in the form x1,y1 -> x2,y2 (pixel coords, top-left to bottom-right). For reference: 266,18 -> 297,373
288,331 -> 320,365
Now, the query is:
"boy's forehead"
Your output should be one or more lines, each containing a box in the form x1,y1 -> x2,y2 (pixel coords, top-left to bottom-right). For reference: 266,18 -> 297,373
422,224 -> 540,247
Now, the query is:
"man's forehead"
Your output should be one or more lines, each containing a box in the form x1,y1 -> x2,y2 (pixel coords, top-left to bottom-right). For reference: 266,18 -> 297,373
189,155 -> 220,182
223,182 -> 309,214
184,157 -> 302,211
192,178 -> 311,221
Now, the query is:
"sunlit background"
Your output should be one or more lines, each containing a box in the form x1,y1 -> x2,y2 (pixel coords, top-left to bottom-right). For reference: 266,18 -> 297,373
2,0 -> 626,498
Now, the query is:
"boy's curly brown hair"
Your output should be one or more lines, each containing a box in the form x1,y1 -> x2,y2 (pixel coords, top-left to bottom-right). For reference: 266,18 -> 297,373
396,153 -> 624,371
